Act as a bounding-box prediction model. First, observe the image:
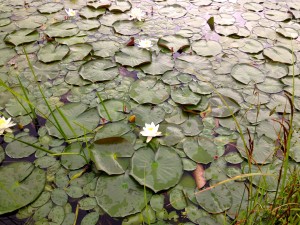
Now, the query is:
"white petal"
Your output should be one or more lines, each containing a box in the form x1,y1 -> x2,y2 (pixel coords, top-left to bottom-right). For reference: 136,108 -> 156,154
146,136 -> 152,143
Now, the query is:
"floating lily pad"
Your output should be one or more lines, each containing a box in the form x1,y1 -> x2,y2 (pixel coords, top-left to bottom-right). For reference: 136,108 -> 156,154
79,6 -> 106,19
5,135 -> 38,158
132,105 -> 165,127
37,43 -> 69,63
109,0 -> 131,13
239,39 -> 264,54
158,35 -> 190,52
91,137 -> 134,174
97,99 -> 130,122
113,20 -> 141,35
276,27 -> 298,39
140,53 -> 174,75
115,47 -> 151,67
37,3 -> 64,14
183,139 -> 214,164
130,146 -> 183,192
159,4 -> 187,18
4,29 -> 39,46
46,103 -> 100,139
44,22 -> 79,38
159,124 -> 185,146
171,85 -> 201,105
61,143 -> 88,170
0,162 -> 45,215
94,121 -> 131,140
0,48 -> 15,66
79,59 -> 119,82
15,15 -> 47,29
214,14 -> 235,25
264,10 -> 291,22
263,46 -> 296,65
209,96 -> 240,118
192,40 -> 222,57
175,55 -> 211,77
231,63 -> 265,84
129,78 -> 170,104
76,20 -> 101,31
92,40 -> 120,58
95,173 -> 152,217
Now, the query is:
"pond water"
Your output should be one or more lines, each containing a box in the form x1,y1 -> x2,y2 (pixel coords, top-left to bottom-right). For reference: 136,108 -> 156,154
0,0 -> 300,224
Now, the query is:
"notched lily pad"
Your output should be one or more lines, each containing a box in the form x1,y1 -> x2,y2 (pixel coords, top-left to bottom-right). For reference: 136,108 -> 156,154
38,3 -> 64,14
4,29 -> 39,46
115,47 -> 151,67
37,43 -> 69,63
263,46 -> 296,65
158,35 -> 190,52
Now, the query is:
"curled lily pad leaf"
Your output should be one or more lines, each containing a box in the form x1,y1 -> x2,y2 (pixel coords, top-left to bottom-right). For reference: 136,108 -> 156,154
195,185 -> 233,214
91,137 -> 134,174
37,43 -> 69,63
158,35 -> 190,52
0,162 -> 46,215
192,40 -> 222,57
46,103 -> 100,139
95,173 -> 152,217
263,46 -> 296,65
130,146 -> 183,192
159,4 -> 187,18
231,63 -> 265,84
4,29 -> 39,46
129,78 -> 170,104
79,59 -> 119,82
115,47 -> 151,67
209,96 -> 240,118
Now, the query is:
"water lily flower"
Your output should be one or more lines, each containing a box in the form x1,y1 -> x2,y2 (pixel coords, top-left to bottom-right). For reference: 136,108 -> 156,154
65,8 -> 76,17
129,8 -> 145,21
137,39 -> 153,50
140,122 -> 162,143
0,116 -> 16,135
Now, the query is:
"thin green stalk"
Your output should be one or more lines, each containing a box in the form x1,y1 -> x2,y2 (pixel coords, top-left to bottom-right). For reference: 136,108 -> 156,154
96,92 -> 112,122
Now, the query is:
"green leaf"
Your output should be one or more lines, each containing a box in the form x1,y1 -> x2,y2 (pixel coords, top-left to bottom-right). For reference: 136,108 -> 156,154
44,22 -> 79,38
37,43 -> 69,63
4,29 -> 39,46
115,46 -> 151,67
263,46 -> 296,65
130,146 -> 183,192
231,63 -> 265,84
0,162 -> 46,215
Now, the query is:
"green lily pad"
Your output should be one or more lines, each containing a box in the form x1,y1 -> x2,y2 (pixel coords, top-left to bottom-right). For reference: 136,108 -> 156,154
140,53 -> 174,75
231,63 -> 265,84
4,29 -> 39,46
115,46 -> 151,67
92,40 -> 120,58
45,103 -> 100,139
132,105 -> 165,127
91,137 -> 134,174
15,15 -> 47,29
79,59 -> 119,82
171,85 -> 201,105
188,81 -> 213,95
94,121 -> 131,140
129,78 -> 170,104
263,46 -> 296,65
97,99 -> 130,122
5,135 -> 38,158
37,2 -> 64,13
79,7 -> 106,19
264,10 -> 291,22
0,48 -> 15,66
195,185 -> 233,213
37,43 -> 69,63
192,40 -> 222,56
61,143 -> 89,170
158,35 -> 190,52
113,20 -> 141,36
81,212 -> 99,225
44,22 -> 79,38
95,173 -> 152,217
276,27 -> 298,39
175,55 -> 211,78
214,14 -> 235,25
183,139 -> 214,164
180,115 -> 203,136
51,188 -> 68,206
0,162 -> 46,215
109,0 -> 131,13
239,39 -> 264,54
159,4 -> 187,18
209,95 -> 240,118
159,124 -> 185,147
130,146 -> 183,192
48,205 -> 65,224
0,146 -> 4,164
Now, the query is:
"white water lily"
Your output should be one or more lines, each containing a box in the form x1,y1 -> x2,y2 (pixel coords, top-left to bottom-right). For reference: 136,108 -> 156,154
137,39 -> 153,50
140,122 -> 162,143
129,8 -> 145,21
0,116 -> 16,135
65,8 -> 76,17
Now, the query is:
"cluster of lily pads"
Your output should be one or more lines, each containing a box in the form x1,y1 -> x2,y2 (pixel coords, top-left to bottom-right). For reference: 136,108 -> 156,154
0,0 -> 300,225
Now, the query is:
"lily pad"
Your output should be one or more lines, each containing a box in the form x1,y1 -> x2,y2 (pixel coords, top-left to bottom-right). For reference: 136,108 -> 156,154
209,96 -> 240,118
79,7 -> 106,19
0,162 -> 46,215
192,40 -> 222,57
5,135 -> 38,158
4,29 -> 39,46
140,53 -> 174,75
264,10 -> 291,22
159,4 -> 187,18
214,14 -> 235,25
109,0 -> 132,13
183,139 -> 214,164
159,124 -> 185,146
263,46 -> 296,65
94,121 -> 131,140
44,22 -> 79,38
92,40 -> 120,58
45,103 -> 100,139
129,78 -> 170,104
171,85 -> 201,105
158,35 -> 190,52
37,43 -> 69,63
95,173 -> 152,217
113,20 -> 141,36
0,48 -> 15,66
91,137 -> 134,174
276,27 -> 298,39
97,99 -> 130,122
61,143 -> 89,170
231,63 -> 265,84
115,47 -> 151,67
130,146 -> 183,192
37,3 -> 64,14
132,105 -> 165,127
239,39 -> 264,54
79,59 -> 119,82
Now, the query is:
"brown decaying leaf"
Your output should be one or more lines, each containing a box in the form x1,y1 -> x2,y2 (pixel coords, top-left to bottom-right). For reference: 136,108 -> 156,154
193,163 -> 206,189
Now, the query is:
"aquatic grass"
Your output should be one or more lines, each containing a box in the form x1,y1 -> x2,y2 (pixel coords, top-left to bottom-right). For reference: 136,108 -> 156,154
96,92 -> 112,122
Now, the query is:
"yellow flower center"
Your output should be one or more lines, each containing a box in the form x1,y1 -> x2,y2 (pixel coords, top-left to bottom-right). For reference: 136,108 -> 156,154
0,119 -> 5,125
148,127 -> 154,131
